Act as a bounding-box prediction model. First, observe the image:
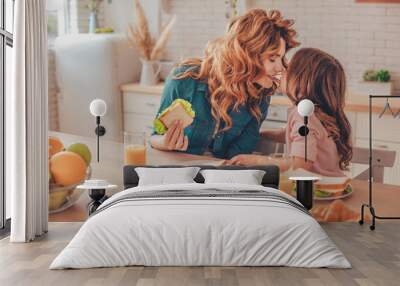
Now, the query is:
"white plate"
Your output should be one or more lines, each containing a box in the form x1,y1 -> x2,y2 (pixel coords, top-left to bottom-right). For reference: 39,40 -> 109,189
313,188 -> 354,201
292,188 -> 354,201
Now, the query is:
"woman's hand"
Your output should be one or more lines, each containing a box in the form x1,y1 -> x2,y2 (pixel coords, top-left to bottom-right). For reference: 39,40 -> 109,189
150,120 -> 189,151
224,154 -> 270,166
164,120 -> 189,151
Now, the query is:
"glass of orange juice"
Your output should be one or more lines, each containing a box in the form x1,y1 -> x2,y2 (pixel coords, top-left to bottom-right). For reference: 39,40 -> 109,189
124,131 -> 146,165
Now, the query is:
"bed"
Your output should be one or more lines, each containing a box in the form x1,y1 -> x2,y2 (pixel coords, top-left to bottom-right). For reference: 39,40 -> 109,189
50,165 -> 350,269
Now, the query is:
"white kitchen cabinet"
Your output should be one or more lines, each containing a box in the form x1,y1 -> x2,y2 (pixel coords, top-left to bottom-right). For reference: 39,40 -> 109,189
123,92 -> 161,115
121,84 -> 162,136
124,113 -> 155,135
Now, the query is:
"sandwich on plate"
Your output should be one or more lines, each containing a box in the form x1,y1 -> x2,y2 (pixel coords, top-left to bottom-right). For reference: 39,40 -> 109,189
288,168 -> 353,200
313,177 -> 353,199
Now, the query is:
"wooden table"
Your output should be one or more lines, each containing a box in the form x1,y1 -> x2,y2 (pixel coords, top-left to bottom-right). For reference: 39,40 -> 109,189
311,179 -> 400,221
49,131 -> 400,222
49,131 -> 221,222
49,178 -> 400,222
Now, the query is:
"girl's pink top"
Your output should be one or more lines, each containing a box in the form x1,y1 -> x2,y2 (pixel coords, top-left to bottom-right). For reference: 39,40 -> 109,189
285,106 -> 346,177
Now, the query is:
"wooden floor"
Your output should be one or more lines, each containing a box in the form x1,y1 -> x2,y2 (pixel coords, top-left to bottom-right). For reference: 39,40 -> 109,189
0,222 -> 399,286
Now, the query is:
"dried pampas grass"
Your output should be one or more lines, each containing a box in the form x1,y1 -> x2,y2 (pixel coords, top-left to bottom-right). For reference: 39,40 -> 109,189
150,15 -> 176,61
127,0 -> 176,61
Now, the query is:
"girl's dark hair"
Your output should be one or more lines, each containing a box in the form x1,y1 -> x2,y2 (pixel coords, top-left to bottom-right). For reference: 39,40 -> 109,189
287,48 -> 352,170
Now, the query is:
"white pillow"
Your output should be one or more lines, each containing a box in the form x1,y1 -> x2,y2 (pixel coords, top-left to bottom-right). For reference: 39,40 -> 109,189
135,167 -> 201,186
200,169 -> 266,185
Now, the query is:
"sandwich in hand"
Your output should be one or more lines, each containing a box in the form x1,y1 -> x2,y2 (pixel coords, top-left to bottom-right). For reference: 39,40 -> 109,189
153,99 -> 195,135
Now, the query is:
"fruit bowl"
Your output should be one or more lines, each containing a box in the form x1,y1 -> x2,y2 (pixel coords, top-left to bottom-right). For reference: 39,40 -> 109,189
49,166 -> 92,214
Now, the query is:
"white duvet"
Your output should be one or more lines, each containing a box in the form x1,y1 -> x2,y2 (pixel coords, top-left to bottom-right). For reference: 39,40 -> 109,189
50,183 -> 351,269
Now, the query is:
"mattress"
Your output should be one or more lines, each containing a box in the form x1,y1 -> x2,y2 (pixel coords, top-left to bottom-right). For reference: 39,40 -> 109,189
50,183 -> 351,269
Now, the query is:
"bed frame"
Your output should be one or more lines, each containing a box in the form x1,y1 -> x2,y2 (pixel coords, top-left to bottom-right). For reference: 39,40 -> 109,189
123,165 -> 280,190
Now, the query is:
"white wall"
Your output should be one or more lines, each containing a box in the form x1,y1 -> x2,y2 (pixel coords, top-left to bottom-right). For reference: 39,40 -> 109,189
162,0 -> 400,94
49,0 -> 400,132
162,0 -> 230,61
251,0 -> 400,94
103,0 -> 134,33
103,0 -> 161,35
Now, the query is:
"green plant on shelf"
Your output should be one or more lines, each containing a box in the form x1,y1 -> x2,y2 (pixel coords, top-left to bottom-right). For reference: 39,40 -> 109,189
363,69 -> 391,82
376,70 -> 391,82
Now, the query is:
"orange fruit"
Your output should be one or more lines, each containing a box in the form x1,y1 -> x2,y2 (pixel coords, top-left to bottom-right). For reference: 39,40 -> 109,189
49,136 -> 64,158
50,151 -> 87,186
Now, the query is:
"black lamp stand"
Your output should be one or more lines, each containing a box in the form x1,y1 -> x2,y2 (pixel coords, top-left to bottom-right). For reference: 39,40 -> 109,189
298,116 -> 309,162
94,116 -> 106,162
292,115 -> 315,210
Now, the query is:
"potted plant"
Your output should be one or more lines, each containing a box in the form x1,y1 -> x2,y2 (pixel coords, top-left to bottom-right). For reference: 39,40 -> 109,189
127,0 -> 176,85
358,69 -> 393,96
86,0 -> 103,34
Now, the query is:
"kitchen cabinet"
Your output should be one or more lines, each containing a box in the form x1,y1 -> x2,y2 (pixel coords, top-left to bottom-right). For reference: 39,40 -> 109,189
121,84 -> 162,136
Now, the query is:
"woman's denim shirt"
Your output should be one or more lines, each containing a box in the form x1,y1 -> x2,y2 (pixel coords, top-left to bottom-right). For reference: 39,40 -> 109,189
153,66 -> 271,159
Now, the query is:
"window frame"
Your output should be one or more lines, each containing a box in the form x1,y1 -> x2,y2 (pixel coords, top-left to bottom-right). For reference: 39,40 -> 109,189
47,0 -> 69,45
0,0 -> 13,235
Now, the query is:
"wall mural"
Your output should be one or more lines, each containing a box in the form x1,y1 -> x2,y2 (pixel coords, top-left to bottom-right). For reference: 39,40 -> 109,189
47,0 -> 400,223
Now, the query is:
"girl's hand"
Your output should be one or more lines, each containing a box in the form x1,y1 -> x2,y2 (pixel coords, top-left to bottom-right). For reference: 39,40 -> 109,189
224,154 -> 270,166
164,120 -> 189,151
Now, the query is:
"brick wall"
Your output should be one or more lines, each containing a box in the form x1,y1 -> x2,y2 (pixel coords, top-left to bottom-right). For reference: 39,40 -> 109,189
162,1 -> 230,61
48,49 -> 59,131
162,0 -> 400,94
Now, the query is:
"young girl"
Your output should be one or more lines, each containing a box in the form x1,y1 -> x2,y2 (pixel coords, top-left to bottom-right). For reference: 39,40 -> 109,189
150,9 -> 299,159
227,48 -> 352,177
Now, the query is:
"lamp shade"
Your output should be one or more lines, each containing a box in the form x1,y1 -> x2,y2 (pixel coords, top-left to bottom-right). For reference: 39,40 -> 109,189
89,99 -> 107,117
297,99 -> 314,117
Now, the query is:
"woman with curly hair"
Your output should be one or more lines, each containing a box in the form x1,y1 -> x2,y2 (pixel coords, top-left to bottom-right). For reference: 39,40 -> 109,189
150,9 -> 299,159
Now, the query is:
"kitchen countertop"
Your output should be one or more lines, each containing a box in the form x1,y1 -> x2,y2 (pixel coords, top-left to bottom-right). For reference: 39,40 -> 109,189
121,82 -> 400,113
